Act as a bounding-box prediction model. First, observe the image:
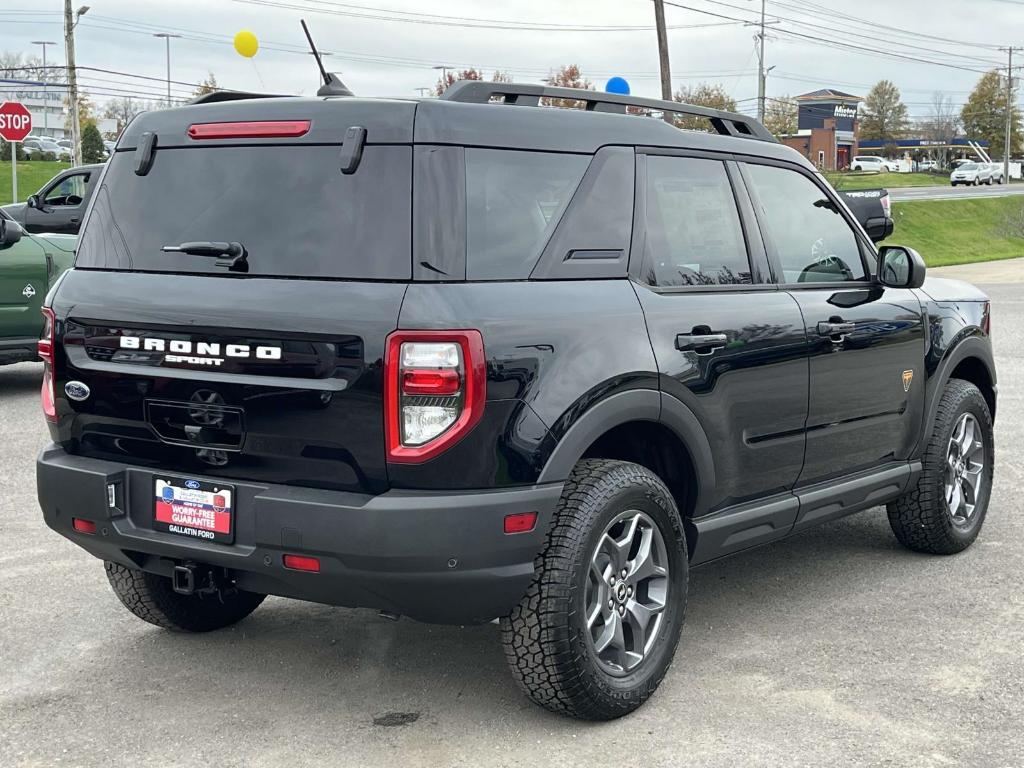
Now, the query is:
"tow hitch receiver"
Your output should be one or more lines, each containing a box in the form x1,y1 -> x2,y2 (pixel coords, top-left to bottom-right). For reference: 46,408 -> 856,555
172,562 -> 230,596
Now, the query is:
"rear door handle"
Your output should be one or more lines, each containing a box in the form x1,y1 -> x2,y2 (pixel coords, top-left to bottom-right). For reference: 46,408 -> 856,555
817,321 -> 856,337
675,332 -> 728,354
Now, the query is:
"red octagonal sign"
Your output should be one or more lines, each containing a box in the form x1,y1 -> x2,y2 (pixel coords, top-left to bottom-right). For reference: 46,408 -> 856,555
0,102 -> 33,143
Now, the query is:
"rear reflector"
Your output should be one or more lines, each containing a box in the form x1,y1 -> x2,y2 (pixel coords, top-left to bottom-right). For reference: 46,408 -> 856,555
504,511 -> 538,534
187,120 -> 311,140
72,518 -> 97,534
401,369 -> 461,396
282,554 -> 320,573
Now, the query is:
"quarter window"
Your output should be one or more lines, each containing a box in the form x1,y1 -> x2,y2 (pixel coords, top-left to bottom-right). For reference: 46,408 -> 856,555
744,163 -> 866,283
641,155 -> 752,287
465,149 -> 589,279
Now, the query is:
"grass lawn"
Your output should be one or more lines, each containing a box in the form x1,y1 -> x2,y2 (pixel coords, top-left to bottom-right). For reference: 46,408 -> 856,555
826,171 -> 948,190
0,160 -> 73,205
891,197 -> 1024,267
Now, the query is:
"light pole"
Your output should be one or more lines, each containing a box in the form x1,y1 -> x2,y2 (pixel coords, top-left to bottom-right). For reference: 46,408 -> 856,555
153,33 -> 181,108
432,64 -> 453,91
64,2 -> 89,165
31,41 -> 57,136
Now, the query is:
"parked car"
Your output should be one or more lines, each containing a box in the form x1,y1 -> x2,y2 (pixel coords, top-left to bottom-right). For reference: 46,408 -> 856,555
36,82 -> 997,720
0,211 -> 76,365
918,159 -> 938,171
851,155 -> 893,172
1,165 -> 103,235
22,137 -> 72,162
950,162 -> 993,186
987,163 -> 1005,184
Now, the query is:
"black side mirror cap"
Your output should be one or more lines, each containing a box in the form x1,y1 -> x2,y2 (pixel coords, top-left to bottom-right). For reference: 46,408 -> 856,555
26,194 -> 39,210
864,215 -> 894,243
877,245 -> 926,289
0,218 -> 24,250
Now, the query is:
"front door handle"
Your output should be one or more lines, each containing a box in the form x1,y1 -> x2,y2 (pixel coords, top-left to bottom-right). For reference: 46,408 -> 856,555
70,217 -> 81,224
676,332 -> 728,354
817,320 -> 856,338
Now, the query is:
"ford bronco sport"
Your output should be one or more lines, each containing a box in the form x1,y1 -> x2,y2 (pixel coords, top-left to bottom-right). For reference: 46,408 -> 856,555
36,82 -> 997,720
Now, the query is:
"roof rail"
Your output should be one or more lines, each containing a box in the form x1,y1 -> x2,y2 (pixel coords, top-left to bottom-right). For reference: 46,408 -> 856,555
189,90 -> 291,106
440,81 -> 776,143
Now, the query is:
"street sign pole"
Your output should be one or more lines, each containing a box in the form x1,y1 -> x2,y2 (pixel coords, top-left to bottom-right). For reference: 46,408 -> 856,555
0,102 -> 35,203
11,142 -> 16,203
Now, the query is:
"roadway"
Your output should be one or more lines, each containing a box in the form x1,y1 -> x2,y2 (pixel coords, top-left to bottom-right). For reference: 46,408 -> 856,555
889,182 -> 1024,202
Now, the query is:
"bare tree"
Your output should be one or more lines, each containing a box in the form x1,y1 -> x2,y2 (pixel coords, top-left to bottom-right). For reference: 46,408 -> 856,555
0,51 -> 43,80
924,92 -> 960,167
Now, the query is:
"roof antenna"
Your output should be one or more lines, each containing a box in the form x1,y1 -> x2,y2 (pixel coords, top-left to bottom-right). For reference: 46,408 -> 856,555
301,19 -> 353,97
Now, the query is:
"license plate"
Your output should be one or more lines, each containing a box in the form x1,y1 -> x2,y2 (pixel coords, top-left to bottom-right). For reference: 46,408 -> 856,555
154,477 -> 234,544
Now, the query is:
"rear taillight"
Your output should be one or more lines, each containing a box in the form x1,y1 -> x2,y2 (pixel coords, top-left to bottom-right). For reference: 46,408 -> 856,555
880,191 -> 891,218
384,330 -> 485,463
39,307 -> 56,423
982,301 -> 991,335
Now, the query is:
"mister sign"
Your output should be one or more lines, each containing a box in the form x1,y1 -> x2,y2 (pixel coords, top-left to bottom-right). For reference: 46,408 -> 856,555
0,102 -> 33,143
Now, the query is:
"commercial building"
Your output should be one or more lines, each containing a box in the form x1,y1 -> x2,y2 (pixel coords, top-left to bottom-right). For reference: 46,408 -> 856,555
0,78 -> 118,140
779,88 -> 862,170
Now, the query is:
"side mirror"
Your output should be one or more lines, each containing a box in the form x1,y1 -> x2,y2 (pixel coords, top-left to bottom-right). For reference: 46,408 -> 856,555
864,216 -> 894,243
877,245 -> 926,289
0,219 -> 24,250
26,194 -> 39,209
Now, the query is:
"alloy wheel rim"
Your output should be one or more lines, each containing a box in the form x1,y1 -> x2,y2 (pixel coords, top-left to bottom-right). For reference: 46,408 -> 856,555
584,510 -> 669,676
945,412 -> 985,527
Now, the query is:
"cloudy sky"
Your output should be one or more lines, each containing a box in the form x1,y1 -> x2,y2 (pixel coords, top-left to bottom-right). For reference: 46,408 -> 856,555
1,0 -> 1022,119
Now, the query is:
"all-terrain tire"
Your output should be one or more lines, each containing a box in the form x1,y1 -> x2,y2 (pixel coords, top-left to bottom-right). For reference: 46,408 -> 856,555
887,379 -> 994,554
105,561 -> 265,632
500,459 -> 688,720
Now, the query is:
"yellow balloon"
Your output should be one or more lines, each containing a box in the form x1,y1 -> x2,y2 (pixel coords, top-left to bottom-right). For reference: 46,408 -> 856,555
233,30 -> 259,58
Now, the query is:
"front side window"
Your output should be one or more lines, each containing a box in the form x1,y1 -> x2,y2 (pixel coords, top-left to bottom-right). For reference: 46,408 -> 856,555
744,163 -> 866,284
465,149 -> 589,279
641,155 -> 751,287
45,173 -> 89,205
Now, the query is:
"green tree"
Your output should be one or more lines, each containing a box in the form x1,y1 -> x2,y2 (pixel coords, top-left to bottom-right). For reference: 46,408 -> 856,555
961,70 -> 1021,159
81,122 -> 105,164
673,83 -> 737,131
859,80 -> 908,142
763,95 -> 798,137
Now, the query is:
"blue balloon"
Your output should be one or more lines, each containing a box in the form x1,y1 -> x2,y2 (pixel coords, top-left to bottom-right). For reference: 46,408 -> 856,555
605,77 -> 630,95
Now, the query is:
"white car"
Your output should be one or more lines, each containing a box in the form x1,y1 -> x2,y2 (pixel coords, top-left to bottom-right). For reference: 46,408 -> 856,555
850,155 -> 893,172
918,159 -> 938,171
950,162 -> 993,186
987,163 -> 1005,184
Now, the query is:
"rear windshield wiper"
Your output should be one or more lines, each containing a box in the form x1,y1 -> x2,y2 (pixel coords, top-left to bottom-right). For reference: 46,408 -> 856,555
161,241 -> 248,272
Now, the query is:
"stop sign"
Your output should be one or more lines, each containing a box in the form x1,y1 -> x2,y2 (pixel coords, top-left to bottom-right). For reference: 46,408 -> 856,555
0,102 -> 33,143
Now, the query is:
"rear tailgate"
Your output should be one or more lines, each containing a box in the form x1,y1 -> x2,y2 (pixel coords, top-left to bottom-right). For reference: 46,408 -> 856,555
47,97 -> 415,494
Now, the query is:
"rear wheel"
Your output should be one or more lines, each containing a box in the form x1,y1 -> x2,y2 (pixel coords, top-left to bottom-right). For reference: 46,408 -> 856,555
501,459 -> 688,720
887,379 -> 994,554
105,561 -> 265,632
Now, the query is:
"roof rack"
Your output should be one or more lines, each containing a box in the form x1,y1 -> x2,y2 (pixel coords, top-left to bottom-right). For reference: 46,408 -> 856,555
189,90 -> 291,106
440,81 -> 775,143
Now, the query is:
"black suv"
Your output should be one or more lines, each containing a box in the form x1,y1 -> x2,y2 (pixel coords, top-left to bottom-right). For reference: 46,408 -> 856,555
36,82 -> 997,720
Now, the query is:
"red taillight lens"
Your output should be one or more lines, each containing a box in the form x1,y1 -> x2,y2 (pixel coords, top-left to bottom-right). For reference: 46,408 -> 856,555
72,518 -> 96,534
187,121 -> 311,140
982,301 -> 991,335
384,330 -> 485,463
503,511 -> 538,534
282,554 -> 320,573
39,307 -> 56,423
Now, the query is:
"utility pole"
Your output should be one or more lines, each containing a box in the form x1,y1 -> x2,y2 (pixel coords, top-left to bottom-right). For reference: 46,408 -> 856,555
64,2 -> 88,166
32,41 -> 57,136
756,0 -> 766,122
153,33 -> 181,108
653,0 -> 673,123
1000,46 -> 1019,184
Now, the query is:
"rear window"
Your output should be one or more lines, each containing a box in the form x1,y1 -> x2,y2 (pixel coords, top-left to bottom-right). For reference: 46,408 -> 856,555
465,149 -> 589,279
76,145 -> 411,279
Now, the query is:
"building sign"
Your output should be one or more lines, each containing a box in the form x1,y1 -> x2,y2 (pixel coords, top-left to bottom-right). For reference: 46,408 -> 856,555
798,99 -> 859,133
833,104 -> 857,119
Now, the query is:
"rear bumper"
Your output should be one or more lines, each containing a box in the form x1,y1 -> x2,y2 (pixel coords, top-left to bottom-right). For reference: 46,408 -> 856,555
37,444 -> 563,624
0,338 -> 39,365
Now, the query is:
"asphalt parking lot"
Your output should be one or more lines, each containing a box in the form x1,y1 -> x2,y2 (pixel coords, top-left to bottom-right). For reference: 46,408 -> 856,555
2,284 -> 1021,768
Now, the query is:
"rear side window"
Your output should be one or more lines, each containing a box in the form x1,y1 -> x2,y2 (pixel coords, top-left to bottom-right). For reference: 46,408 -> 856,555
76,145 -> 411,279
743,163 -> 866,284
641,155 -> 752,287
465,149 -> 588,279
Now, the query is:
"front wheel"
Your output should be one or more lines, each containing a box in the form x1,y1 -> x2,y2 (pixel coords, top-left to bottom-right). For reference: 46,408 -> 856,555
501,459 -> 688,720
887,379 -> 994,554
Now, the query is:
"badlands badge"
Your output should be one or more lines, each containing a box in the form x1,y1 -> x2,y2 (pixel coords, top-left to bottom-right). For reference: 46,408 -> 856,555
902,369 -> 914,392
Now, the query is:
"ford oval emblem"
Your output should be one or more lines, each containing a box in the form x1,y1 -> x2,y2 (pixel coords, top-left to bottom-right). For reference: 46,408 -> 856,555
185,479 -> 201,490
64,380 -> 91,402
